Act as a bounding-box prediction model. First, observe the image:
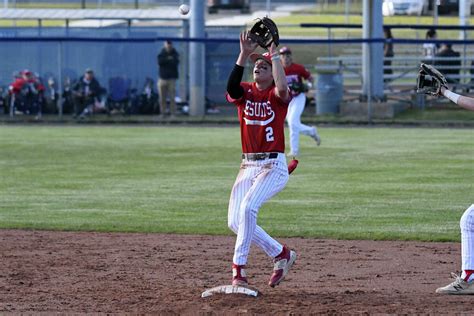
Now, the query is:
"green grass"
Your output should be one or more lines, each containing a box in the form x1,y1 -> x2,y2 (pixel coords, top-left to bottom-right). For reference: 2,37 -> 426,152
0,125 -> 472,241
396,108 -> 474,121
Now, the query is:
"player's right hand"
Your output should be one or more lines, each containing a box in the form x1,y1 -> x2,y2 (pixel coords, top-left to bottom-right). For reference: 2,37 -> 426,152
240,31 -> 258,56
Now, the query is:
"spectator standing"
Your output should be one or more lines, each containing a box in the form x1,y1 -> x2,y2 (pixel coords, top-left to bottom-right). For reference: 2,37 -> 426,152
72,68 -> 103,118
435,43 -> 461,85
383,27 -> 394,81
157,40 -> 180,117
279,46 -> 321,157
423,28 -> 438,64
43,77 -> 58,114
61,77 -> 74,114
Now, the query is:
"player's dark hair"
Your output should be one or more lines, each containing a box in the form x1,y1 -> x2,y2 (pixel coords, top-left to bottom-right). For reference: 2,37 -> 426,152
426,28 -> 437,39
383,27 -> 393,39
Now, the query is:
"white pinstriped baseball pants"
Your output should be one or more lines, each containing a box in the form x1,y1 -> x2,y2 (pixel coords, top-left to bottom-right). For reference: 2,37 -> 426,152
460,204 -> 474,277
286,93 -> 314,156
228,153 -> 289,266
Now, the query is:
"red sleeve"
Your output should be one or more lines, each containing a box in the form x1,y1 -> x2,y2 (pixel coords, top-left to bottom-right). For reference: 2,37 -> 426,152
298,64 -> 312,80
226,82 -> 251,106
10,79 -> 25,94
225,92 -> 241,104
36,82 -> 45,92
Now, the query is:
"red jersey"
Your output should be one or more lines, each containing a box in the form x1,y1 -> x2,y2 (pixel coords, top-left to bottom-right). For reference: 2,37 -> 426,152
227,82 -> 290,154
10,78 -> 44,95
283,63 -> 311,97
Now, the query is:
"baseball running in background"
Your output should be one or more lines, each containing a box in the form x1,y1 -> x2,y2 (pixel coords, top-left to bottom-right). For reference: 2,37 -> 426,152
279,46 -> 321,157
225,28 -> 296,288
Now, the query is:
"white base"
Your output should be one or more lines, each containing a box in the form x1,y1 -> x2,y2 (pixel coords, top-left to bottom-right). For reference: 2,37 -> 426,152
201,285 -> 259,298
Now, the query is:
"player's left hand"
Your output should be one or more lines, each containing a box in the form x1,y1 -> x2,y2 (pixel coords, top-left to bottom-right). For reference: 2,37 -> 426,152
267,42 -> 278,56
416,63 -> 448,96
248,17 -> 279,49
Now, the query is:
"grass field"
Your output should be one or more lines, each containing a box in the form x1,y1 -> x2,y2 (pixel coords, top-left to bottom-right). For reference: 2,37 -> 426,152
0,125 -> 472,241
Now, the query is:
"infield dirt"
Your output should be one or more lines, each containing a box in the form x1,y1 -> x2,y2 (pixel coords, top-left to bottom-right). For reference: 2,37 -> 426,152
0,230 -> 471,314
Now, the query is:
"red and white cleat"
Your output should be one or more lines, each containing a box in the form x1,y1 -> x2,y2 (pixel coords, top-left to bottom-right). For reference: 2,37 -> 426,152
268,245 -> 297,287
232,264 -> 249,287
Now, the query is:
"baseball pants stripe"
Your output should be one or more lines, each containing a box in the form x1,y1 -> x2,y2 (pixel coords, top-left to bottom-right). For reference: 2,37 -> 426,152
228,154 -> 289,265
460,204 -> 474,272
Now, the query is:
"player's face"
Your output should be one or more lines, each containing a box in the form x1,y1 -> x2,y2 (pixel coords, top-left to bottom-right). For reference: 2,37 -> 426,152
280,53 -> 292,66
85,72 -> 94,81
253,59 -> 272,82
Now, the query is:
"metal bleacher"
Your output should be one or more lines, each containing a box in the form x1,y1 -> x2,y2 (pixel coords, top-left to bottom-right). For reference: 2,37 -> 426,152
315,46 -> 474,104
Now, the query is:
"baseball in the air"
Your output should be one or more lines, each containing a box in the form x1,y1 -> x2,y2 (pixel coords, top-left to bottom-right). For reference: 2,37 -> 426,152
178,4 -> 190,15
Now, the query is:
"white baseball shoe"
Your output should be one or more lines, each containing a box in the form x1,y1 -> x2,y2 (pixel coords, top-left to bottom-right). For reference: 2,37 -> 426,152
436,273 -> 474,295
311,126 -> 321,146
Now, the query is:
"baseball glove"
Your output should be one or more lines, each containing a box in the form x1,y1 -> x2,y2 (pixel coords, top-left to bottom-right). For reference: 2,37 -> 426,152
416,63 -> 448,96
248,17 -> 279,49
289,81 -> 308,94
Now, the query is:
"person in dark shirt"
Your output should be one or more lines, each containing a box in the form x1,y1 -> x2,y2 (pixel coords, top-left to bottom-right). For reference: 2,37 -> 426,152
383,27 -> 394,82
435,43 -> 461,85
72,68 -> 103,118
157,40 -> 180,117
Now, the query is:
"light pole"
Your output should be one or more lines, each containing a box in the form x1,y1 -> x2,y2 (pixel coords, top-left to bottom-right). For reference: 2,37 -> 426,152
433,0 -> 439,26
266,0 -> 271,16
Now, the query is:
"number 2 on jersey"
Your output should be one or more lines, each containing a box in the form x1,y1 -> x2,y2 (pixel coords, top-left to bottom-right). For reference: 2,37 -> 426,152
265,127 -> 274,142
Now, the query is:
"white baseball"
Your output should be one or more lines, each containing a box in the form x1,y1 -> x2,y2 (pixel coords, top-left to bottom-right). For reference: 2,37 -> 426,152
178,4 -> 190,15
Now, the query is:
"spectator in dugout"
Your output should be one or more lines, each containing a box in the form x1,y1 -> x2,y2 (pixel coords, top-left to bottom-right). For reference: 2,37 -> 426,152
9,69 -> 45,116
71,68 -> 104,118
383,27 -> 394,82
435,43 -> 461,86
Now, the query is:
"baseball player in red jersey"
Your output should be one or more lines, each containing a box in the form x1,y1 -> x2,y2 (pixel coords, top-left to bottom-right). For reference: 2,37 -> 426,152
225,31 -> 297,288
279,46 -> 321,157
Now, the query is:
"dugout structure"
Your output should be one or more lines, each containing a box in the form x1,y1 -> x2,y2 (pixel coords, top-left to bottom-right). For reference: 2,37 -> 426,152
0,8 -> 245,116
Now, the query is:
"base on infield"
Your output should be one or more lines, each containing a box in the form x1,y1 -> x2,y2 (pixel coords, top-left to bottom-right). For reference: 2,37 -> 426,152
201,285 -> 259,298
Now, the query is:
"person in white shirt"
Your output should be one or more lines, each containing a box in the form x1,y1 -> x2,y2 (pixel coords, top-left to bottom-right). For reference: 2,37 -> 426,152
422,28 -> 438,64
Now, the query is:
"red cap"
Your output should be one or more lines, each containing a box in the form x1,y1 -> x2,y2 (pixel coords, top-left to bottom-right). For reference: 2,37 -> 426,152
279,46 -> 291,55
249,52 -> 272,66
22,69 -> 32,75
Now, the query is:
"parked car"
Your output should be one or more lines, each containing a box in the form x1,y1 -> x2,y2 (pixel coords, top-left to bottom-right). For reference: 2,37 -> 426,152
430,0 -> 471,15
383,0 -> 429,16
207,0 -> 251,14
